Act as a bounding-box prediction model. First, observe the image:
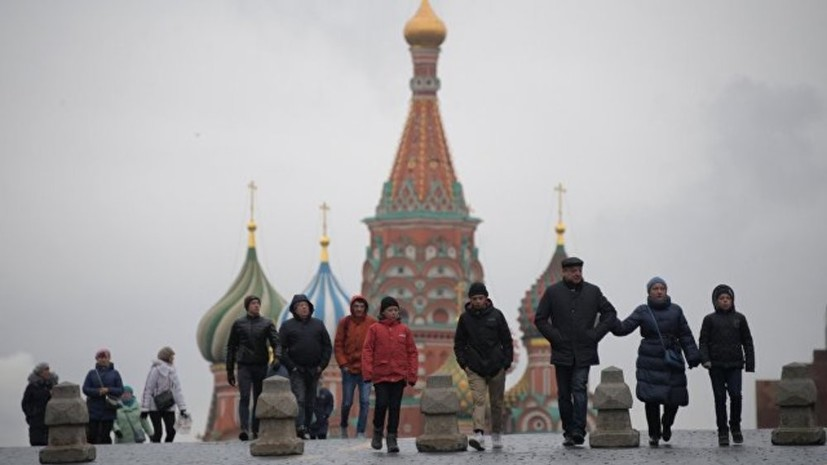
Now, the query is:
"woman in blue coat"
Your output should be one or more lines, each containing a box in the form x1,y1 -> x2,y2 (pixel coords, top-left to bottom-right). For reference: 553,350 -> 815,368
613,277 -> 700,447
82,348 -> 124,444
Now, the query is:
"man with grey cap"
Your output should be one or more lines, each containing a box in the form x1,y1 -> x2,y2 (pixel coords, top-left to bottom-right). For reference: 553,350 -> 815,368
534,257 -> 617,447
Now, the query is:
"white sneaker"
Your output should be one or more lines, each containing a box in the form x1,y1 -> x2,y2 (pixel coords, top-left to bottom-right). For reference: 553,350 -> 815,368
468,431 -> 486,451
491,433 -> 503,449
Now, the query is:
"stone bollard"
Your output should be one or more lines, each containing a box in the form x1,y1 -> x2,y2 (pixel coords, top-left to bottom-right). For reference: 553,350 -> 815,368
250,376 -> 304,456
415,375 -> 467,452
589,366 -> 639,448
771,362 -> 826,445
39,382 -> 95,464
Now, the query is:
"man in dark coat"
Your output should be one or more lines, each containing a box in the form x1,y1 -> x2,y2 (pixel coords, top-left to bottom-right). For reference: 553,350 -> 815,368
279,294 -> 333,439
533,257 -> 617,446
21,362 -> 58,446
454,282 -> 513,451
226,295 -> 281,441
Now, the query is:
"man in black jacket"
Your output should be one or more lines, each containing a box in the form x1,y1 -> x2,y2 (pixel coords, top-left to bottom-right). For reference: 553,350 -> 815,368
454,282 -> 513,451
279,294 -> 333,439
534,257 -> 617,446
226,295 -> 281,441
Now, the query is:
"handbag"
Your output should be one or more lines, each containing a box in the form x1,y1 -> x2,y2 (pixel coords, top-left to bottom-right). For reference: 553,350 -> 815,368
95,369 -> 121,410
154,389 -> 175,411
645,306 -> 686,371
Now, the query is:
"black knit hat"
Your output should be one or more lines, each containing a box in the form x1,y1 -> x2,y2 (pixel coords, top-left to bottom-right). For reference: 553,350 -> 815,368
243,295 -> 260,310
468,282 -> 489,298
712,284 -> 735,304
561,257 -> 584,268
380,296 -> 399,313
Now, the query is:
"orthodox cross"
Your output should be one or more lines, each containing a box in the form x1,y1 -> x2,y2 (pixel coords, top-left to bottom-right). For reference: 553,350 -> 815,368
319,202 -> 330,236
554,182 -> 566,224
248,180 -> 258,221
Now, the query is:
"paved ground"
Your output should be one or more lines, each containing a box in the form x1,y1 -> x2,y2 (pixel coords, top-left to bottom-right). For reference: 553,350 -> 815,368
1,430 -> 824,465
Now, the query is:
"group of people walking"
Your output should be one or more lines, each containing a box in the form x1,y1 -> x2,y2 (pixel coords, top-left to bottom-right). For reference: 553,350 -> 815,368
535,257 -> 755,448
23,346 -> 189,446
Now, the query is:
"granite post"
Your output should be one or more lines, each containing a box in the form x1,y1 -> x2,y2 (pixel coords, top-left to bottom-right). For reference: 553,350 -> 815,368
771,362 -> 826,445
39,382 -> 96,464
415,375 -> 467,452
249,376 -> 304,456
589,366 -> 639,448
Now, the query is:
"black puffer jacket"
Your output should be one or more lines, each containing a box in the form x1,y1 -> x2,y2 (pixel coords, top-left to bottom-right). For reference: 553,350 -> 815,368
699,309 -> 755,371
534,280 -> 617,367
226,314 -> 281,372
454,299 -> 514,378
22,372 -> 58,429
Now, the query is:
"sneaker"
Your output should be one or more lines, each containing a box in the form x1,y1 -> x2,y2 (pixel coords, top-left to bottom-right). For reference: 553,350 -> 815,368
296,426 -> 309,440
731,429 -> 743,444
468,431 -> 486,451
355,432 -> 366,440
341,429 -> 348,439
718,432 -> 729,447
251,431 -> 258,440
661,424 -> 672,442
562,434 -> 575,447
238,430 -> 249,441
648,435 -> 659,447
491,433 -> 503,449
572,432 -> 585,445
386,434 -> 399,453
371,431 -> 383,450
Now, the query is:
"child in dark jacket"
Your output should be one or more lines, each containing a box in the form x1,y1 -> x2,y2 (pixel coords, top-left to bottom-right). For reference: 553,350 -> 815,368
698,284 -> 755,446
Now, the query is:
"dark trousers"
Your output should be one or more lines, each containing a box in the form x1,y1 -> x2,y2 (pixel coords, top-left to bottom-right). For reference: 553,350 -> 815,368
645,402 -> 679,439
28,425 -> 48,446
238,364 -> 268,434
709,367 -> 742,433
149,410 -> 176,443
555,365 -> 590,436
289,368 -> 320,430
86,420 -> 114,444
373,381 -> 405,435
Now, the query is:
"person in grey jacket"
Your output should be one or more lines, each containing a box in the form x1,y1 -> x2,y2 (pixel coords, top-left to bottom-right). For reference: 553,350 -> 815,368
533,257 -> 617,447
279,294 -> 332,439
226,295 -> 281,441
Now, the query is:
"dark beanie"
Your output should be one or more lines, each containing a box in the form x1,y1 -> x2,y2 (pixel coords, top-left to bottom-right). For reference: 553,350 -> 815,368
561,256 -> 584,268
380,296 -> 399,313
243,295 -> 260,310
289,294 -> 314,313
468,282 -> 489,298
712,284 -> 735,304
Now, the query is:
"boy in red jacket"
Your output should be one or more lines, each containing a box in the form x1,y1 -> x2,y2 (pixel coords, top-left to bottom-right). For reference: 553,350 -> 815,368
362,296 -> 418,453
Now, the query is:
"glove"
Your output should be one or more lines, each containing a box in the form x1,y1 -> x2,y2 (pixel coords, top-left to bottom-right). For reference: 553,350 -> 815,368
140,411 -> 148,419
227,372 -> 236,387
114,430 -> 123,439
702,362 -> 712,369
408,380 -> 416,387
180,410 -> 189,419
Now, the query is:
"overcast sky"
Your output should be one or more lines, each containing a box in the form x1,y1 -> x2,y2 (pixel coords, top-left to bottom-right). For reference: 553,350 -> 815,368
1,0 -> 826,447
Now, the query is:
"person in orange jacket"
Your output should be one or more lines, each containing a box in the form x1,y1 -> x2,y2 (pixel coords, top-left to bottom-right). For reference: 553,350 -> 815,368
361,296 -> 418,453
334,295 -> 376,439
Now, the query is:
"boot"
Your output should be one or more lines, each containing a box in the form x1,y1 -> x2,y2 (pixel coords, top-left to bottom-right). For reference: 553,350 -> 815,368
386,434 -> 399,453
371,429 -> 383,450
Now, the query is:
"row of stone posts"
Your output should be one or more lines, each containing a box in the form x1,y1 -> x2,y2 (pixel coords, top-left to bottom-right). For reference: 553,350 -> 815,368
37,363 -> 824,462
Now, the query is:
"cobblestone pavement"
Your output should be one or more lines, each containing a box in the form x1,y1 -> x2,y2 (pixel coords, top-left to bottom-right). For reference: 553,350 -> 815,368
2,430 -> 824,465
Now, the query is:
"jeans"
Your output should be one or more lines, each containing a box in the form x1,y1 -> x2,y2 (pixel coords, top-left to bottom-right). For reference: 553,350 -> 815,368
555,365 -> 590,436
237,364 -> 268,434
289,368 -> 320,430
340,369 -> 371,433
373,381 -> 405,435
709,367 -> 742,433
466,368 -> 506,434
644,402 -> 678,439
149,410 -> 176,442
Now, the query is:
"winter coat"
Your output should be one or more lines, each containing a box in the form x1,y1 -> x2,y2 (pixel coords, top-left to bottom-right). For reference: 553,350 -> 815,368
141,359 -> 187,412
309,387 -> 334,437
454,299 -> 514,378
82,363 -> 124,421
534,280 -> 617,367
226,314 -> 281,373
279,315 -> 333,373
699,308 -> 755,371
613,297 -> 701,406
22,371 -> 58,445
362,318 -> 418,385
334,302 -> 377,375
113,401 -> 153,443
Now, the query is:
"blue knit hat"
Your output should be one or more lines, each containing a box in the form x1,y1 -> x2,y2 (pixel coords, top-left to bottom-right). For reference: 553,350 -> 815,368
646,276 -> 667,292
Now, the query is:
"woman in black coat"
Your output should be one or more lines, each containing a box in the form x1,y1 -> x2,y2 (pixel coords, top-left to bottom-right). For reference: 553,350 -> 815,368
21,362 -> 58,446
613,277 -> 701,446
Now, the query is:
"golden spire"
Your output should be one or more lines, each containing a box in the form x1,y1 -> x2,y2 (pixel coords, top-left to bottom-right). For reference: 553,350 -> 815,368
247,180 -> 258,248
554,182 -> 567,246
319,202 -> 331,263
404,0 -> 447,48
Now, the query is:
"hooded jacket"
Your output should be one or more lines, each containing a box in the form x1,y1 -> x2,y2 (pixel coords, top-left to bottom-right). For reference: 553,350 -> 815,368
361,317 -> 418,385
279,294 -> 333,372
114,391 -> 153,443
141,359 -> 187,412
334,296 -> 377,375
454,299 -> 514,377
699,302 -> 755,371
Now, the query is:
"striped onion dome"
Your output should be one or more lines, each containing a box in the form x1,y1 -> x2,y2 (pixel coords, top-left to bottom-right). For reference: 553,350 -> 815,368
197,219 -> 287,363
279,233 -> 350,337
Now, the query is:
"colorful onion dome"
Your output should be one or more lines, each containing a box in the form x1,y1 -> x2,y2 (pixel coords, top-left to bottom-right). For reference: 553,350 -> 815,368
404,0 -> 447,48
